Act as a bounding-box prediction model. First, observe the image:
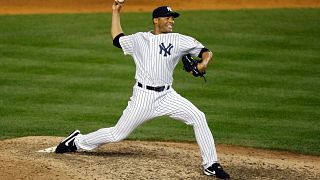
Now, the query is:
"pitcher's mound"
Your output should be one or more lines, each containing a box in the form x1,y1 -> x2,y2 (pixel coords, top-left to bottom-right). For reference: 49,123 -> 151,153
0,136 -> 319,179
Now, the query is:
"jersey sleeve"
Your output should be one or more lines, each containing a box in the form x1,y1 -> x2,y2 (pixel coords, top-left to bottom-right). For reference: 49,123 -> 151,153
119,34 -> 135,55
180,34 -> 205,57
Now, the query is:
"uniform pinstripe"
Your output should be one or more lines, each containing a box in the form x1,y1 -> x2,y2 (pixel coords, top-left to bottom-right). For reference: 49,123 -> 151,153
75,31 -> 218,168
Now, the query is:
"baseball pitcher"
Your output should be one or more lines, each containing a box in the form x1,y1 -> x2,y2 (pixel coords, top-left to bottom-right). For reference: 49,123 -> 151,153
55,2 -> 230,179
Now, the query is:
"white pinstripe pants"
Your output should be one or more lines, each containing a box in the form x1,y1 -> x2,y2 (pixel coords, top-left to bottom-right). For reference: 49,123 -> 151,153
75,83 -> 218,168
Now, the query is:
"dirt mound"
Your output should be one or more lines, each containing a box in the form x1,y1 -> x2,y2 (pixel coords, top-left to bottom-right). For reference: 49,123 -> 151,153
0,136 -> 319,179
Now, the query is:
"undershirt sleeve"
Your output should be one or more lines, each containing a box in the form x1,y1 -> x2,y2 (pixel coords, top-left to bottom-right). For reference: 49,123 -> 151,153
113,33 -> 125,49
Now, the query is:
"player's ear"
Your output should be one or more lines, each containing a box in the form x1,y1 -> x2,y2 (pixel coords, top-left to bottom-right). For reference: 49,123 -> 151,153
153,18 -> 158,25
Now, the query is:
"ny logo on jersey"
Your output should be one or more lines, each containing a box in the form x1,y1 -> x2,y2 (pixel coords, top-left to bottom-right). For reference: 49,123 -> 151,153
159,43 -> 173,57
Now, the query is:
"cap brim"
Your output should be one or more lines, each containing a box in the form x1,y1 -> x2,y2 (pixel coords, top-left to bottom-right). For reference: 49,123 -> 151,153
166,12 -> 180,18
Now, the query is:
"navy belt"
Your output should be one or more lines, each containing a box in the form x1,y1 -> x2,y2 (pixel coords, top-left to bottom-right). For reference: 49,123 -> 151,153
137,82 -> 170,92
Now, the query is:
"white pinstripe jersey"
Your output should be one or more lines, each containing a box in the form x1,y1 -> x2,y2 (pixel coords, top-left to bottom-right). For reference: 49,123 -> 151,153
119,32 -> 205,86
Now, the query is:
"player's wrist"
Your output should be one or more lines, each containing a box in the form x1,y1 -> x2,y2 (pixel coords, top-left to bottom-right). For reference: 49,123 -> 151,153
197,62 -> 207,72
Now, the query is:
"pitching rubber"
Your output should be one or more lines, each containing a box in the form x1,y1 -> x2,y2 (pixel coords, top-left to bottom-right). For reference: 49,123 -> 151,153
37,146 -> 57,153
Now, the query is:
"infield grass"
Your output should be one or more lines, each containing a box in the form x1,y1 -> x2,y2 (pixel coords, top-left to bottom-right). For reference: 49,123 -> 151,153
0,9 -> 319,155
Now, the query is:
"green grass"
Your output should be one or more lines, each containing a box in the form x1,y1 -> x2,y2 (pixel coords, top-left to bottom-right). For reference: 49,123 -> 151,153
0,9 -> 319,155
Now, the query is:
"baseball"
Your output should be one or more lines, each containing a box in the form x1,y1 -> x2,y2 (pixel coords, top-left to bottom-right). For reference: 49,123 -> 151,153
115,0 -> 125,4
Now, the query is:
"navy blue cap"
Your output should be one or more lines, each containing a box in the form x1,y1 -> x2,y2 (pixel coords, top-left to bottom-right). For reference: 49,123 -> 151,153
152,6 -> 180,19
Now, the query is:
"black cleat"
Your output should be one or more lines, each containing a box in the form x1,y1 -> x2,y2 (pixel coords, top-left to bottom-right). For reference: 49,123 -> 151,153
204,163 -> 230,179
55,130 -> 80,153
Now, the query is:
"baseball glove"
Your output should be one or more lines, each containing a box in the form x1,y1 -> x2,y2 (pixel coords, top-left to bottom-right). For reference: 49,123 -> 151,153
181,54 -> 206,79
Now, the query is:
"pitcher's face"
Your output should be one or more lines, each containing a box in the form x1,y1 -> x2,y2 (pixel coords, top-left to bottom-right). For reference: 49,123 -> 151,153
154,16 -> 175,33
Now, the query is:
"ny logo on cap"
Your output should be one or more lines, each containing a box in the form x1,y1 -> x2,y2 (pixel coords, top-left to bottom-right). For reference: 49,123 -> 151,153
167,7 -> 172,12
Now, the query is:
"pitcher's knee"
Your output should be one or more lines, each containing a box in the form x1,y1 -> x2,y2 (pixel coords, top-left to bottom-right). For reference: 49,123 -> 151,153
198,111 -> 206,120
110,128 -> 130,142
189,110 -> 207,124
112,135 -> 125,142
192,110 -> 206,121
